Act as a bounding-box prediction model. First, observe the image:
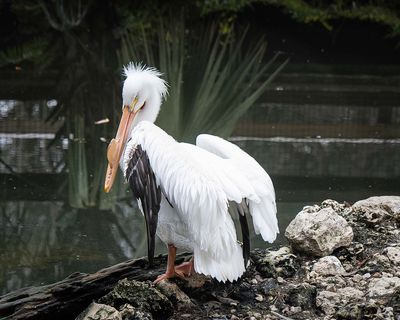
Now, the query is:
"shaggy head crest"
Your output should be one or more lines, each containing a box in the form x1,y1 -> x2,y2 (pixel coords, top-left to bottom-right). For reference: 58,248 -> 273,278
122,63 -> 168,104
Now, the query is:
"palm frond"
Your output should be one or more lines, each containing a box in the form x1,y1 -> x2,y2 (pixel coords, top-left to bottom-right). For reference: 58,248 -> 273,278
118,15 -> 288,142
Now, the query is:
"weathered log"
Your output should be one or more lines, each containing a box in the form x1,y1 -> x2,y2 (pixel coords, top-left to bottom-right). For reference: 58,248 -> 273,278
0,253 -> 192,320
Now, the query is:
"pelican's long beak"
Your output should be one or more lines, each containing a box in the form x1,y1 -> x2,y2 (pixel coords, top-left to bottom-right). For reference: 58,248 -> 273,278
104,101 -> 138,193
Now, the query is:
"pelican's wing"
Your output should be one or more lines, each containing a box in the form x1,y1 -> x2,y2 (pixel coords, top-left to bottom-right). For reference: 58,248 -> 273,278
196,134 -> 279,243
126,121 -> 261,281
125,144 -> 161,266
175,142 -> 262,281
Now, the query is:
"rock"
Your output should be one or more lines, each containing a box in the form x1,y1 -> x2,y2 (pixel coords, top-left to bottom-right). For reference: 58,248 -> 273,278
181,272 -> 209,288
261,278 -> 278,296
346,242 -> 365,256
98,279 -> 173,319
285,206 -> 354,256
383,246 -> 400,265
119,304 -> 152,320
335,304 -> 362,319
76,302 -> 121,320
65,197 -> 400,320
74,303 -> 150,320
352,196 -> 400,217
379,307 -> 395,320
155,280 -> 193,308
253,246 -> 299,277
231,281 -> 255,302
351,196 -> 400,228
316,291 -> 340,315
255,294 -> 263,302
321,199 -> 346,212
353,205 -> 387,225
336,287 -> 364,301
365,253 -> 391,275
316,287 -> 364,316
288,306 -> 302,315
312,256 -> 345,276
284,283 -> 316,309
215,296 -> 239,306
368,276 -> 400,297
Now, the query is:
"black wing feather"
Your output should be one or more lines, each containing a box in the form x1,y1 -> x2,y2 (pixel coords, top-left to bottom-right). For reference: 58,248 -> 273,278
228,199 -> 250,267
238,207 -> 250,266
126,145 -> 161,266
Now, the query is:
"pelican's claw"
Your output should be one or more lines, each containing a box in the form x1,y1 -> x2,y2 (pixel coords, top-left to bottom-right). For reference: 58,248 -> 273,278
174,260 -> 194,277
153,269 -> 185,284
153,260 -> 194,284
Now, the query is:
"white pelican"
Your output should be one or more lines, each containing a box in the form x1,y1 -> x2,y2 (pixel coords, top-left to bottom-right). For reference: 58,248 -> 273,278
104,63 -> 278,283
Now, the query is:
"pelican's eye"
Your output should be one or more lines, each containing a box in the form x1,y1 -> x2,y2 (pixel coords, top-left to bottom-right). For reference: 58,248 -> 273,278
129,97 -> 138,112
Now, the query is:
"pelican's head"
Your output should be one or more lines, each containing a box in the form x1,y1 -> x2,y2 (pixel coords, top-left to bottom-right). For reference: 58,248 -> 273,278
122,63 -> 168,120
104,63 -> 167,193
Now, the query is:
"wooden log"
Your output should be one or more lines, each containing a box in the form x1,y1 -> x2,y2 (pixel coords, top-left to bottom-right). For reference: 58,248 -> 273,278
0,253 -> 192,320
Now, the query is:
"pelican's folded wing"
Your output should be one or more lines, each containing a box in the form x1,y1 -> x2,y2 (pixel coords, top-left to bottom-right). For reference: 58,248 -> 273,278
125,144 -> 161,265
125,121 -> 259,282
196,134 -> 279,243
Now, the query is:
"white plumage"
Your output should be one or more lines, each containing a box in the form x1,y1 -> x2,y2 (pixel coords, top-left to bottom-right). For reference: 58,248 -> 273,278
106,63 -> 279,283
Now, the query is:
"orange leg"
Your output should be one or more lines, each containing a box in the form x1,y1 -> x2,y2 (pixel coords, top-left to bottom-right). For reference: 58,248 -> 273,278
154,245 -> 194,283
175,258 -> 194,277
154,244 -> 176,283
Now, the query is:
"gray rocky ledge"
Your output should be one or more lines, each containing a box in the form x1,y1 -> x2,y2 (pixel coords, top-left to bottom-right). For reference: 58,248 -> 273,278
1,196 -> 399,320
75,196 -> 400,320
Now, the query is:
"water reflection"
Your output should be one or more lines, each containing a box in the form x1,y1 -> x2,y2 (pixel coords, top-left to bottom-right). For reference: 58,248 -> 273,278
1,132 -> 399,295
1,71 -> 399,296
2,175 -> 396,295
0,197 -> 307,295
0,200 -> 149,294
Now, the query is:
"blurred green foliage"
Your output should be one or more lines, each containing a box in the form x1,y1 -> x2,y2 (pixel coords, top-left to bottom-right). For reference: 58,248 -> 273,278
118,15 -> 288,141
0,1 -> 288,209
1,1 -> 399,68
1,0 -> 398,209
2,1 -> 397,96
199,0 -> 400,37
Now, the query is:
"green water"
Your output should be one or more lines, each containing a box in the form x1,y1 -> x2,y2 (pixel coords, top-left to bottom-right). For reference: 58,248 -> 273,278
1,68 -> 399,295
1,172 -> 397,295
0,198 -> 301,294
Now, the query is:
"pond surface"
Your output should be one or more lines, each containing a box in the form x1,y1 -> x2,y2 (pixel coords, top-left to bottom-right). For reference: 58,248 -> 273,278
1,170 -> 397,295
1,69 -> 399,295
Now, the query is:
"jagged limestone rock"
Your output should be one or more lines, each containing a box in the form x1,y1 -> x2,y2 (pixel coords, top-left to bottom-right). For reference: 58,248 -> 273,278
312,256 -> 345,276
119,304 -> 152,320
285,206 -> 353,256
51,197 -> 400,320
98,279 -> 173,319
316,287 -> 364,316
321,199 -> 347,212
283,283 -> 317,309
384,246 -> 400,265
155,280 -> 194,308
253,246 -> 299,278
368,276 -> 400,297
75,302 -> 121,320
352,196 -> 400,218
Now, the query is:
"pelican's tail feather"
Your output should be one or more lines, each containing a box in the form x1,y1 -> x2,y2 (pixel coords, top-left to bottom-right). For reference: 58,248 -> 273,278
193,243 -> 245,282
